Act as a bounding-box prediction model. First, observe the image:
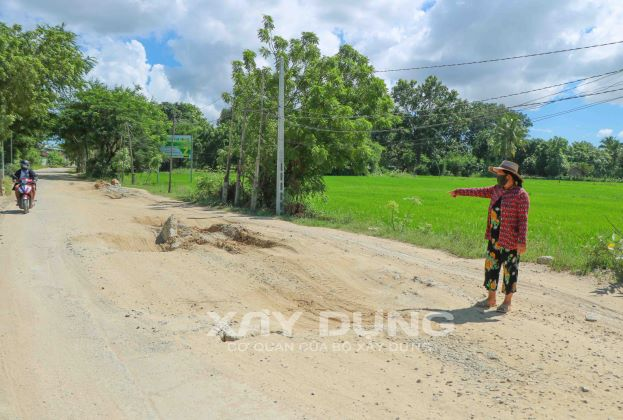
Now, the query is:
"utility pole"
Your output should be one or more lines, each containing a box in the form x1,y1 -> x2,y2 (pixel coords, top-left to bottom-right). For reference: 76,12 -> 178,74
9,133 -> 13,164
120,130 -> 125,184
276,56 -> 285,215
168,112 -> 176,194
251,73 -> 265,211
190,135 -> 193,183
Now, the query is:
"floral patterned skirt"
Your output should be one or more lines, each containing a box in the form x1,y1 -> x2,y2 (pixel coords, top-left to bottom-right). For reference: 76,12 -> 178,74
484,239 -> 519,294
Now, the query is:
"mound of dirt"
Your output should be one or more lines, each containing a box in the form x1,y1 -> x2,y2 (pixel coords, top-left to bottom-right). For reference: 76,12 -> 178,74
202,223 -> 278,248
156,215 -> 278,253
93,180 -> 138,199
94,180 -> 110,190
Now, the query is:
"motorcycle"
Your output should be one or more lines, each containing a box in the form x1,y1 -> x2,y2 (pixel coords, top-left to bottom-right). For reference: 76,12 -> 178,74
15,178 -> 36,214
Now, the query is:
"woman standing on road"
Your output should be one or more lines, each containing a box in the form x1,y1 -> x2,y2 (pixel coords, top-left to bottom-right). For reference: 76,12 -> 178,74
449,160 -> 530,313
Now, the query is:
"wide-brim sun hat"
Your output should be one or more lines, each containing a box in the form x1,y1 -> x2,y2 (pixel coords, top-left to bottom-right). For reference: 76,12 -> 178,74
488,160 -> 523,181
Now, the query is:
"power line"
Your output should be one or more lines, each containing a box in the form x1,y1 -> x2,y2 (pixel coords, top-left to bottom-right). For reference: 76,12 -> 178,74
232,85 -> 623,135
476,68 -> 623,103
510,69 -> 621,109
509,86 -> 623,109
578,72 -> 623,95
288,68 -> 623,121
263,85 -> 623,133
215,63 -> 623,135
287,93 -> 623,135
374,40 -> 623,73
532,94 -> 623,122
290,75 -> 623,122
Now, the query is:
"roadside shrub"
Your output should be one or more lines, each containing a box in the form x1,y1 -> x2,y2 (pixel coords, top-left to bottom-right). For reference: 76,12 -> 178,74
192,173 -> 223,204
87,159 -> 115,178
1,177 -> 11,196
586,229 -> 623,282
5,162 -> 20,176
384,196 -> 422,232
285,202 -> 307,216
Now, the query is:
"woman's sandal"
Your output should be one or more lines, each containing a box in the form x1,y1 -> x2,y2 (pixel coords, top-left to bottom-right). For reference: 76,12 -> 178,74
496,303 -> 511,313
475,299 -> 495,309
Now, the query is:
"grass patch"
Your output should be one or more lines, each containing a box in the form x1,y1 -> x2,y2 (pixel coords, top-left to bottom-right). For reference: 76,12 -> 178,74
118,170 -> 273,216
119,170 -> 209,200
1,176 -> 12,197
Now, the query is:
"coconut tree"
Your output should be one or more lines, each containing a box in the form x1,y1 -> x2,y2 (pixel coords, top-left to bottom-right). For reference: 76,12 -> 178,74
493,113 -> 528,160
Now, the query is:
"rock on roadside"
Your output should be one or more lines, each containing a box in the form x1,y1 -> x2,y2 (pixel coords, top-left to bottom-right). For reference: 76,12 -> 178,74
585,312 -> 599,322
219,329 -> 244,342
156,215 -> 184,250
156,215 -> 178,244
537,256 -> 554,265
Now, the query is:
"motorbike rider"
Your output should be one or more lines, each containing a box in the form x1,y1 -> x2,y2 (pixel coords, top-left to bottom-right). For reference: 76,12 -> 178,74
12,160 -> 38,206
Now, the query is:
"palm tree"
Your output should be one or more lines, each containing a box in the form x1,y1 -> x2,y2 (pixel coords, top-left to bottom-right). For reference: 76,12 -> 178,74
493,113 -> 528,160
599,136 -> 621,163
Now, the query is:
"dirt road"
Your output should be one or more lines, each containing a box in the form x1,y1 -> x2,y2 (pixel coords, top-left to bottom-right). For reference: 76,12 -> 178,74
0,169 -> 621,419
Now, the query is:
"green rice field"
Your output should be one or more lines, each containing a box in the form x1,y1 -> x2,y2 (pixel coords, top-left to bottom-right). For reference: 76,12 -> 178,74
297,175 -> 623,272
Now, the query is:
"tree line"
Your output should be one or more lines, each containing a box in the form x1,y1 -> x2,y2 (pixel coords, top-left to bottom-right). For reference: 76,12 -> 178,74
1,22 -> 92,169
2,18 -> 623,211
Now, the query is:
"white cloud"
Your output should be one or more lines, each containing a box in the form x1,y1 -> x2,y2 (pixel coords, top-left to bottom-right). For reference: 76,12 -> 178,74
597,128 -> 613,137
86,39 -> 151,91
4,0 -> 178,34
147,64 -> 182,103
618,130 -> 623,138
84,38 -> 184,104
4,0 -> 623,118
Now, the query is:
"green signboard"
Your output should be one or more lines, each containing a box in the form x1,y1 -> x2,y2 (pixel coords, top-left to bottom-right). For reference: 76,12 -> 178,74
161,135 -> 192,158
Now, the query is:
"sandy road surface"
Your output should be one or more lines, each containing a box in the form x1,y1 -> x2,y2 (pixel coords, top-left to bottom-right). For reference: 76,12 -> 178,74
0,169 -> 621,419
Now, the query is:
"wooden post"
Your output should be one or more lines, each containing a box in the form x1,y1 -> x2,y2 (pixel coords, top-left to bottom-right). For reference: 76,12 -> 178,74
190,135 -> 193,183
126,123 -> 136,185
168,113 -> 176,193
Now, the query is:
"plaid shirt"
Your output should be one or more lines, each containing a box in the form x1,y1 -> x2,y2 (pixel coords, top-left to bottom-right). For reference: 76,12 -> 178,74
455,185 -> 530,250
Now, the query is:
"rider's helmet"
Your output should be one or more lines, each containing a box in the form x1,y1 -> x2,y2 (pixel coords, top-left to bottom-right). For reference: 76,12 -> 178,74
20,160 -> 30,170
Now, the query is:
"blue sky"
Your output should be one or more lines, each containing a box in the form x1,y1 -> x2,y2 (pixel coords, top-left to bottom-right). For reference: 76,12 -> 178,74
3,0 -> 622,145
526,101 -> 622,143
132,32 -> 180,68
